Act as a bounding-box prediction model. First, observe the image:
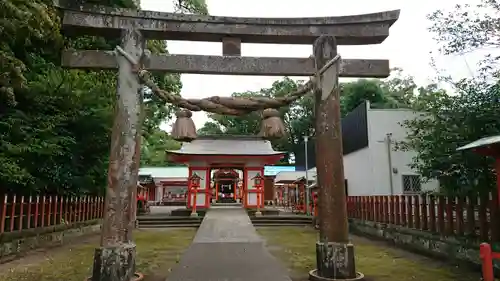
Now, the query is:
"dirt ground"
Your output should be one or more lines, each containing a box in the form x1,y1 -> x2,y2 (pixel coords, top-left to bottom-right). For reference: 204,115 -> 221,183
0,228 -> 196,281
0,226 -> 487,281
257,227 -> 482,281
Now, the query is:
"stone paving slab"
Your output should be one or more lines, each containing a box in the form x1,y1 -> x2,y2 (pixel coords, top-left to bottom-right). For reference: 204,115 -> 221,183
167,242 -> 291,281
167,206 -> 291,281
193,206 -> 261,243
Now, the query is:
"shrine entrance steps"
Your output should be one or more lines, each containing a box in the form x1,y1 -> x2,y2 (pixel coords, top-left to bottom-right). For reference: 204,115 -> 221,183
210,202 -> 242,207
167,205 -> 291,281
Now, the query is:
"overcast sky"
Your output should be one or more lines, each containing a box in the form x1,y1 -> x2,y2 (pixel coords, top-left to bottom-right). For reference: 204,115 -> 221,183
140,0 -> 483,131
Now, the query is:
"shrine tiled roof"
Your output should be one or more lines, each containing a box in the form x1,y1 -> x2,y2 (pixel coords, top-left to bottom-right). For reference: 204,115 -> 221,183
166,135 -> 285,156
274,171 -> 306,183
274,167 -> 317,184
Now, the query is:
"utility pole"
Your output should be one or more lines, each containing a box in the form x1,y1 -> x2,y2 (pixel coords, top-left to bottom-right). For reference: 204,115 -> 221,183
386,133 -> 394,195
304,135 -> 310,216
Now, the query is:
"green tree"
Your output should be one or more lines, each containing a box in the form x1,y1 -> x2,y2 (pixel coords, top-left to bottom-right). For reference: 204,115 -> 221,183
396,2 -> 500,194
141,129 -> 182,167
197,74 -> 413,163
197,77 -> 311,163
0,0 -> 207,195
427,0 -> 500,74
399,79 -> 500,195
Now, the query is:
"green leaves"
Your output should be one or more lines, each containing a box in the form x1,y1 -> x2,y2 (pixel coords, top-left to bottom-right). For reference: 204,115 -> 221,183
140,129 -> 181,167
394,1 -> 500,194
0,0 -> 62,106
174,0 -> 208,15
427,0 -> 500,75
0,0 -> 203,194
399,79 -> 500,194
197,75 -> 415,164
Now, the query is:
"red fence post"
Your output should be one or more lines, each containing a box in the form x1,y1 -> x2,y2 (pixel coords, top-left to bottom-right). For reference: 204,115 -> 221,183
446,196 -> 454,236
64,197 -> 69,223
480,243 -> 494,281
479,193 -> 489,241
384,196 -> 389,223
86,196 -> 90,220
401,196 -> 407,226
69,197 -> 74,224
0,194 -> 7,234
407,196 -> 413,228
78,197 -> 82,222
34,196 -> 40,228
389,196 -> 395,224
456,196 -> 464,236
47,196 -> 52,226
100,197 -> 104,218
395,196 -> 400,225
374,196 -> 380,222
41,196 -> 46,227
52,196 -> 57,226
429,195 -> 436,232
59,195 -> 63,224
359,196 -> 366,221
421,195 -> 428,231
90,197 -> 94,219
27,195 -> 32,229
466,194 -> 476,236
414,195 -> 421,230
370,197 -> 375,221
95,197 -> 99,219
18,196 -> 24,231
378,196 -> 384,223
10,194 -> 16,232
82,196 -> 85,222
490,191 -> 500,243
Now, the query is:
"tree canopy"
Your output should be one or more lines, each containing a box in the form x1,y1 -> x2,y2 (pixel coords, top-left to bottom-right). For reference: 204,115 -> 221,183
2,0 -> 500,196
0,0 -> 206,195
197,72 -> 418,164
397,0 -> 500,195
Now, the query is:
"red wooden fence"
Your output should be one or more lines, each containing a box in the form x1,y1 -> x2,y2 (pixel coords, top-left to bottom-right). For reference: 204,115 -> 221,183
347,192 -> 500,243
0,194 -> 104,234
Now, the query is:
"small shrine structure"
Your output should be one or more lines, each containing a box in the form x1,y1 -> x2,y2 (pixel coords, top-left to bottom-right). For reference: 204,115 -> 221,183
167,135 -> 286,209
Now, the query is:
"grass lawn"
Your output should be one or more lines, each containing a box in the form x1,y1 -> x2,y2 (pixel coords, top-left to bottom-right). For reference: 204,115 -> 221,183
0,228 -> 196,281
257,227 -> 480,281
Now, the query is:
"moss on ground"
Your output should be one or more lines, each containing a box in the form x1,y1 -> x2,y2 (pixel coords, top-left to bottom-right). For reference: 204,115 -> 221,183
257,227 -> 480,281
0,229 -> 196,281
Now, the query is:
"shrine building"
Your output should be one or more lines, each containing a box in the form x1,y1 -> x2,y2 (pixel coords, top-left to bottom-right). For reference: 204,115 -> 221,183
166,135 -> 286,209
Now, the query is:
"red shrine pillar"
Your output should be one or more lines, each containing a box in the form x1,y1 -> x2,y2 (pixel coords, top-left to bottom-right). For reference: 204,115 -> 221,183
187,166 -> 210,210
243,167 -> 265,208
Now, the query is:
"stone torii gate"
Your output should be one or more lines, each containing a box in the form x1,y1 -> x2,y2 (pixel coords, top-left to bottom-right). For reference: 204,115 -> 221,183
57,2 -> 399,281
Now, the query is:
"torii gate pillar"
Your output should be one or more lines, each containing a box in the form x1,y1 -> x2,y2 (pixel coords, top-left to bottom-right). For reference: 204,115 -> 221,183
309,36 -> 358,280
90,25 -> 144,281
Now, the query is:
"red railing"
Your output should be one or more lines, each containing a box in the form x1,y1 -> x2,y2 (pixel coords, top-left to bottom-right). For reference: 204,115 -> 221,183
347,192 -> 500,242
0,194 -> 105,234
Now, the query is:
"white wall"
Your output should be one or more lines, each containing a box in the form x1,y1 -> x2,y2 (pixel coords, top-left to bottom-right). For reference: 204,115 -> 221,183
343,147 -> 374,196
343,106 -> 439,196
366,108 -> 438,195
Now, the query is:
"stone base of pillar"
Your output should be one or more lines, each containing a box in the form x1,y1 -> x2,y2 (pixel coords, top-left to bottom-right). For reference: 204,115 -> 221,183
254,211 -> 262,217
236,198 -> 241,203
310,242 -> 361,280
90,243 -> 139,281
309,269 -> 364,281
190,212 -> 199,217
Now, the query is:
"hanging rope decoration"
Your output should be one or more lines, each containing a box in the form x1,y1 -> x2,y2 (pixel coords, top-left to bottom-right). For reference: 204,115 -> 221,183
114,46 -> 340,142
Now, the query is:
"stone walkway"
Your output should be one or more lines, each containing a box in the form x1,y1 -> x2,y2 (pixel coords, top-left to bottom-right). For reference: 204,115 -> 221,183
167,206 -> 291,281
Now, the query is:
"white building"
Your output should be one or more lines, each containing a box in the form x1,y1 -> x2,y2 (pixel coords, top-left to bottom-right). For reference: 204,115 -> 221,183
298,101 -> 438,196
343,101 -> 438,195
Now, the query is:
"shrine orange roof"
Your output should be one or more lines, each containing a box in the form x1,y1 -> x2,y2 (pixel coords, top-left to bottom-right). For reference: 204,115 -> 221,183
166,135 -> 285,156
